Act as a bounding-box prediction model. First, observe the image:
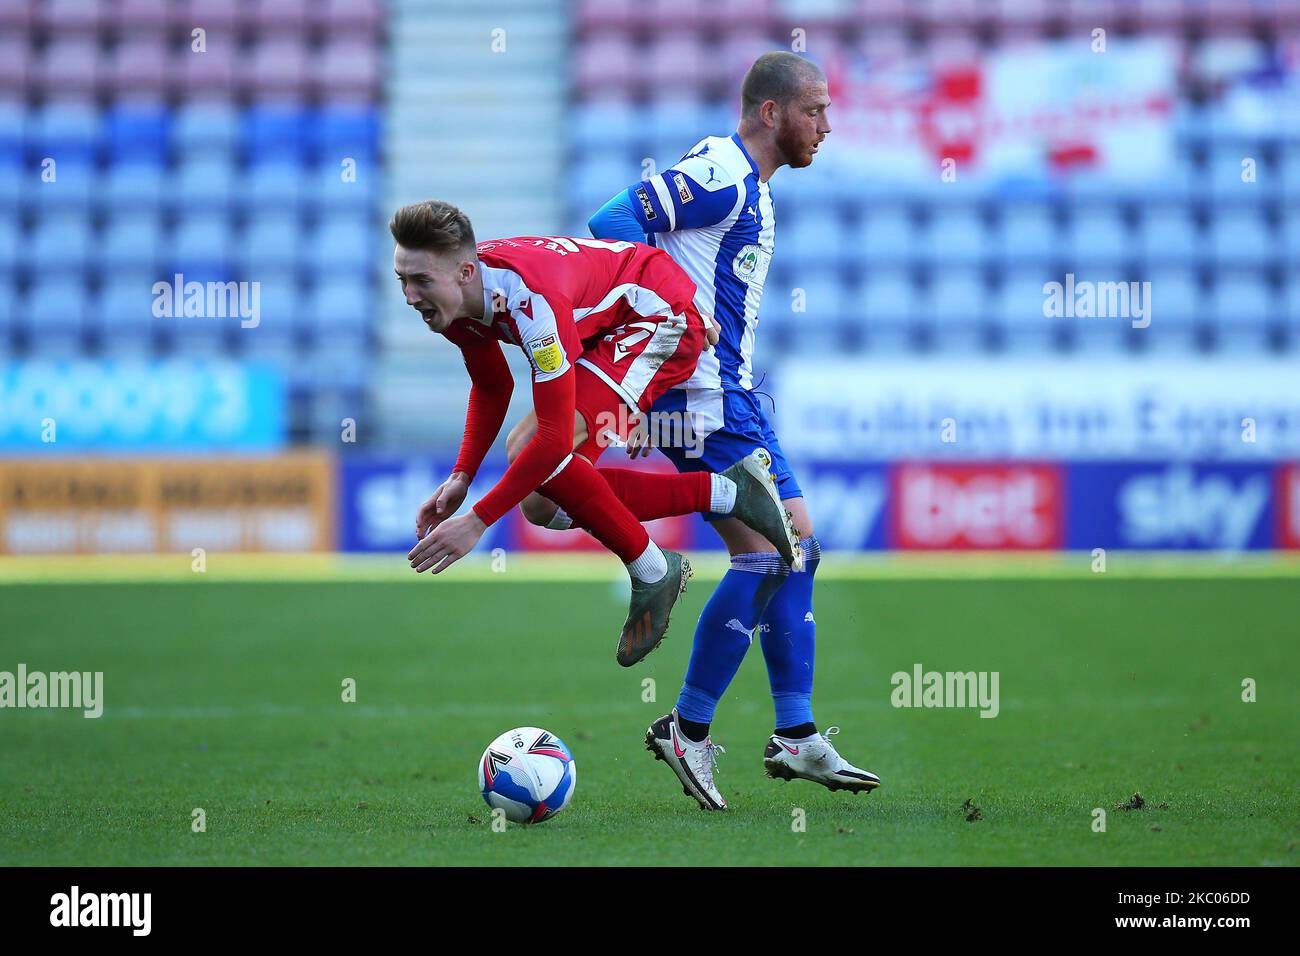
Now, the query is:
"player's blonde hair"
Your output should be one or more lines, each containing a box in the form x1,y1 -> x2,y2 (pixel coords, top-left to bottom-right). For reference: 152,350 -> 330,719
388,200 -> 477,255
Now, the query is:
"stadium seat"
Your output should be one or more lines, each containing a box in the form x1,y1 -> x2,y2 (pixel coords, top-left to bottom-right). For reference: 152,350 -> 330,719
308,215 -> 374,272
105,103 -> 170,160
242,39 -> 309,99
169,215 -> 233,274
313,40 -> 381,99
24,213 -> 93,274
1209,209 -> 1276,267
0,36 -> 33,96
100,213 -> 163,272
172,102 -> 240,156
244,105 -> 308,157
102,160 -> 165,210
921,268 -> 987,351
1137,207 -> 1199,265
243,160 -> 304,212
859,208 -> 916,267
921,208 -> 987,267
236,216 -> 301,272
1067,208 -> 1131,269
21,276 -> 90,353
35,39 -> 100,95
31,101 -> 101,161
172,37 -> 236,97
311,160 -> 377,212
172,157 -> 236,210
1211,273 -> 1278,351
997,206 -> 1059,266
107,37 -> 169,95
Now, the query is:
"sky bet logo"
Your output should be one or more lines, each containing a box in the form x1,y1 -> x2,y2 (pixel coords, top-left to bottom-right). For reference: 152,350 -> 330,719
50,886 -> 151,936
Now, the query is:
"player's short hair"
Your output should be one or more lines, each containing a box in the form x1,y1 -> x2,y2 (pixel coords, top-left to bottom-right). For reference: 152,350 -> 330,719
388,200 -> 476,255
740,52 -> 825,119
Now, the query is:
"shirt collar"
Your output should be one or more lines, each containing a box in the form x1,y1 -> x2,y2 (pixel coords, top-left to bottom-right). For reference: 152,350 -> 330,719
731,132 -> 762,180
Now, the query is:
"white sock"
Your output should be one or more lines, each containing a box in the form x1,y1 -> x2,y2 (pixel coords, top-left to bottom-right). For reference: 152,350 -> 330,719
625,540 -> 668,584
710,474 -> 738,514
545,507 -> 572,530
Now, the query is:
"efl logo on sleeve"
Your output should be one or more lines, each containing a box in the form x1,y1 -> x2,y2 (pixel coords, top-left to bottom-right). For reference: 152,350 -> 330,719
672,172 -> 694,204
526,334 -> 564,373
635,186 -> 657,221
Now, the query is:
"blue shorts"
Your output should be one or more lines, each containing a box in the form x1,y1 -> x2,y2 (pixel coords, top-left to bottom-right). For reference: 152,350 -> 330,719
650,386 -> 803,519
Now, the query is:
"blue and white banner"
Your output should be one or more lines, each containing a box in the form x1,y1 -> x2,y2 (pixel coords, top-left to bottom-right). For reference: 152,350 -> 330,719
0,360 -> 285,451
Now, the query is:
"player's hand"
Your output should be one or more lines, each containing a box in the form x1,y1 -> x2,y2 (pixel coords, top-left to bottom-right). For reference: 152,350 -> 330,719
625,415 -> 653,459
416,473 -> 470,538
407,512 -> 487,575
703,314 -> 721,347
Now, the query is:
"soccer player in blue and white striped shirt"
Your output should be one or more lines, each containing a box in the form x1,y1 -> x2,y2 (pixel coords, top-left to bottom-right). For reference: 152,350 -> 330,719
588,52 -> 881,810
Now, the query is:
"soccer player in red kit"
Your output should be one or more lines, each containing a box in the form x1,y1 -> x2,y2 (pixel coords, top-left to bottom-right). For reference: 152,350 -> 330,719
393,200 -> 799,665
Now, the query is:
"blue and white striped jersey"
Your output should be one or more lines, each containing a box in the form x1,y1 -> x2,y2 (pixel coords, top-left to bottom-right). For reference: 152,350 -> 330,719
622,133 -> 774,391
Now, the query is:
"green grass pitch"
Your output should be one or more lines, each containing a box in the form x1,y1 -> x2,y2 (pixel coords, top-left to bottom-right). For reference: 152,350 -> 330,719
1,557 -> 1296,866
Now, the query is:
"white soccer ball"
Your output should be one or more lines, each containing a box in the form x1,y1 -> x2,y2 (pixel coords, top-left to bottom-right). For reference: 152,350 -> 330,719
477,726 -> 577,824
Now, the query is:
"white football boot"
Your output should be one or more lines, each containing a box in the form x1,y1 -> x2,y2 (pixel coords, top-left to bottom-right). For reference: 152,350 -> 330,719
763,726 -> 881,794
645,711 -> 728,810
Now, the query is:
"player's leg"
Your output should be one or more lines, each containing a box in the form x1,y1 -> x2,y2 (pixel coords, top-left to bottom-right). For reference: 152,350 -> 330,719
752,436 -> 880,792
508,366 -> 799,563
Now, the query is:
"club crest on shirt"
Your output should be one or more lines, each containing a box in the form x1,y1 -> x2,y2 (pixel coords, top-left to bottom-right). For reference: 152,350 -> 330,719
527,334 -> 564,373
733,244 -> 760,280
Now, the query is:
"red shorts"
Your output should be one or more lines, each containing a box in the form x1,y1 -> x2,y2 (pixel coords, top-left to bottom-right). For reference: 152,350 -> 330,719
572,304 -> 706,463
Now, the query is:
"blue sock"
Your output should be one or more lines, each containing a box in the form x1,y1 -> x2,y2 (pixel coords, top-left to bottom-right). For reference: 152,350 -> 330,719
759,536 -> 821,730
675,552 -> 789,725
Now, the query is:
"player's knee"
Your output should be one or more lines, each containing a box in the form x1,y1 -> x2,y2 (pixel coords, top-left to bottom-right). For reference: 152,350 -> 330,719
506,424 -> 538,463
520,494 -> 559,527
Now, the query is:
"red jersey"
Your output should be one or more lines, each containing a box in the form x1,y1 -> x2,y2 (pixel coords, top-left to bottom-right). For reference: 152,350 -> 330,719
443,237 -> 700,527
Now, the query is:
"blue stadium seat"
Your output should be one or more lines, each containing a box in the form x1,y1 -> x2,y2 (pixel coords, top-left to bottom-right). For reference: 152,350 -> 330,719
21,276 -> 89,353
0,272 -> 16,337
574,101 -> 635,149
105,103 -> 170,160
1283,145 -> 1300,202
1211,272 -> 1277,350
921,268 -> 986,350
24,213 -> 92,273
30,101 -> 100,161
169,215 -> 233,273
0,212 -> 19,271
99,213 -> 162,272
99,271 -> 161,335
1141,266 -> 1200,352
237,216 -> 301,272
312,107 -> 379,158
997,207 -> 1058,266
172,102 -> 240,156
921,208 -> 986,266
30,158 -> 94,210
311,160 -> 376,212
0,101 -> 24,161
574,158 -> 640,214
102,160 -> 165,210
1209,208 -> 1275,267
1209,144 -> 1264,204
858,208 -> 915,267
243,160 -> 303,211
245,105 -> 308,157
1137,207 -> 1199,264
172,157 -> 236,210
861,268 -> 915,327
1067,208 -> 1130,268
992,269 -> 1056,352
306,274 -> 370,337
308,215 -> 373,272
1285,270 -> 1300,334
0,157 -> 21,209
242,271 -> 299,341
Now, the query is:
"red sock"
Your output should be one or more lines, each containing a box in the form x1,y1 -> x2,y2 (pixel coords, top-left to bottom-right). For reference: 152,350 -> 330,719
597,468 -> 711,521
539,457 -> 650,563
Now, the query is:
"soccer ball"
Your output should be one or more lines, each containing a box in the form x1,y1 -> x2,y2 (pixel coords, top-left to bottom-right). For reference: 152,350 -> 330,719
477,726 -> 577,824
